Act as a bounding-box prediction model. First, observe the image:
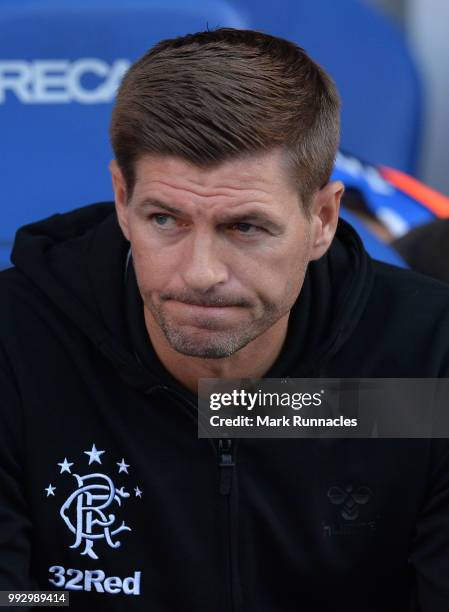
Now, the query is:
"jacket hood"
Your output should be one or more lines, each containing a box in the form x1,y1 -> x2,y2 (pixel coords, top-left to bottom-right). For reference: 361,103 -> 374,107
10,202 -> 374,391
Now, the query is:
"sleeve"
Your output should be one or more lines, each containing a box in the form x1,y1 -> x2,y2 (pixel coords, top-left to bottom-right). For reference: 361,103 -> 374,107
409,436 -> 449,611
0,348 -> 38,590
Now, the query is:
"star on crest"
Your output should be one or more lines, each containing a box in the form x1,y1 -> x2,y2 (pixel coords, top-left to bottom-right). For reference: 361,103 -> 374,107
57,458 -> 74,474
134,486 -> 142,498
116,458 -> 130,474
84,443 -> 105,465
45,484 -> 56,497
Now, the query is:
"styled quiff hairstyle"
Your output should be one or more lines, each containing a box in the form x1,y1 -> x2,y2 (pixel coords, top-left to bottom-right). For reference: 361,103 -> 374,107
110,27 -> 340,209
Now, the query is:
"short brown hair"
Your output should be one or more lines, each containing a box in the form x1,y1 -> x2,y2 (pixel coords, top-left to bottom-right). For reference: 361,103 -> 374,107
110,27 -> 340,208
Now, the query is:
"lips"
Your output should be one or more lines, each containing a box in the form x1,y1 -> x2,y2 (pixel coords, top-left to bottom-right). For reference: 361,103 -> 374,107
177,302 -> 235,310
183,303 -> 233,308
172,299 -> 236,308
169,301 -> 239,318
164,300 -> 242,330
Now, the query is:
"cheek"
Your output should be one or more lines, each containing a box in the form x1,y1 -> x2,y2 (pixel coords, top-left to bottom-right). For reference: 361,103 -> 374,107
128,228 -> 180,294
249,239 -> 310,294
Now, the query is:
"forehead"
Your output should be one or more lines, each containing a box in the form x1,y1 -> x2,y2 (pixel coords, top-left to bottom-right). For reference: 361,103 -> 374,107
131,149 -> 297,203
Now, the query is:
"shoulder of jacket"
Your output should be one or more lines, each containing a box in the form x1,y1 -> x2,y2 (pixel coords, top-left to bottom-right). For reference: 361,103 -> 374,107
371,259 -> 449,303
0,266 -> 42,302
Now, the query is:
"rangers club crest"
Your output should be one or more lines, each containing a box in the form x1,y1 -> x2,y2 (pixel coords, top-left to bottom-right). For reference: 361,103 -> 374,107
44,443 -> 142,560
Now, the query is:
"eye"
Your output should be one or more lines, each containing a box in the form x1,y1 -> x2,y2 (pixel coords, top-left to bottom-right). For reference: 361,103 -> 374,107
229,222 -> 263,236
149,213 -> 176,228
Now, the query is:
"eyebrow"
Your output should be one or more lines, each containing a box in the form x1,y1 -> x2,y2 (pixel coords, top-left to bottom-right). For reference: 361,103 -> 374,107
138,199 -> 184,216
137,198 -> 284,232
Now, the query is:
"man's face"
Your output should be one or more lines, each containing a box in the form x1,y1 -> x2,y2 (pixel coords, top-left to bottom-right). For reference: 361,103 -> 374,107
113,149 -> 339,359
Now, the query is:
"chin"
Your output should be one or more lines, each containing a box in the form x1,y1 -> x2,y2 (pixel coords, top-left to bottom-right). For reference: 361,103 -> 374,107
165,326 -> 258,360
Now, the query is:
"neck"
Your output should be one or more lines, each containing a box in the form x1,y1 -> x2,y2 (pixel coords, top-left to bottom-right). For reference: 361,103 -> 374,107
144,308 -> 290,394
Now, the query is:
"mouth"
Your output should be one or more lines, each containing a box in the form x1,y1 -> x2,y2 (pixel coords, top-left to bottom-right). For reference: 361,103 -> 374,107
163,300 -> 245,330
168,297 -> 239,307
175,301 -> 237,310
166,300 -> 243,320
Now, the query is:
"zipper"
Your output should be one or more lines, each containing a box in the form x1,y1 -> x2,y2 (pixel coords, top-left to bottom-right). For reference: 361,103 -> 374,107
218,438 -> 235,496
146,384 -> 240,611
217,437 -> 239,612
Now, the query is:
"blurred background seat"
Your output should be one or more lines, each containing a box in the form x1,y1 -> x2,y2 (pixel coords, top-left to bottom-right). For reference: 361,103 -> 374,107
241,0 -> 423,174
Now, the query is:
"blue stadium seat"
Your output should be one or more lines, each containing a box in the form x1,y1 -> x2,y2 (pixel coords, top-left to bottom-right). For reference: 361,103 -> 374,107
339,209 -> 408,268
239,0 -> 423,175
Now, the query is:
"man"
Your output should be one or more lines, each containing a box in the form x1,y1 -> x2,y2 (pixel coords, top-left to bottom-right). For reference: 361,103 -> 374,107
1,27 -> 449,611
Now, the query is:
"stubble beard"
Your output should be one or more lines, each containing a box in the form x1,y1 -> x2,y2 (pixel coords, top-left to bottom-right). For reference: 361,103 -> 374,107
144,296 -> 287,359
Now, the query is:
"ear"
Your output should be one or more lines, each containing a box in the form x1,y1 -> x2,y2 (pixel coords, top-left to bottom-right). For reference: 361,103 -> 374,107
309,180 -> 344,261
109,159 -> 130,242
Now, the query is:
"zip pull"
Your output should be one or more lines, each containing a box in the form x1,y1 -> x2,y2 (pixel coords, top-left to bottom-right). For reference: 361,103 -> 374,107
218,438 -> 234,496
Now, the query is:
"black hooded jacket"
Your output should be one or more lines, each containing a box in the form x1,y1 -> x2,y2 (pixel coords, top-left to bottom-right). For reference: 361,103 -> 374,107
1,203 -> 449,611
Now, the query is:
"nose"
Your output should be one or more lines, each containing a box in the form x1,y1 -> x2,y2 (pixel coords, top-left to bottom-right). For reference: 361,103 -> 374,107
181,229 -> 229,292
